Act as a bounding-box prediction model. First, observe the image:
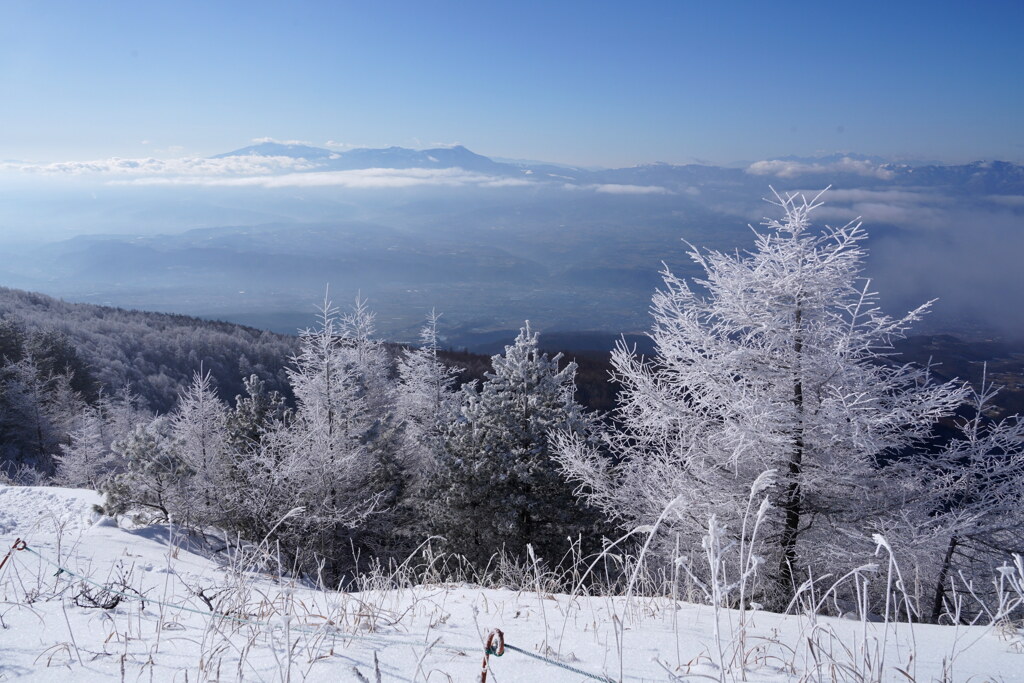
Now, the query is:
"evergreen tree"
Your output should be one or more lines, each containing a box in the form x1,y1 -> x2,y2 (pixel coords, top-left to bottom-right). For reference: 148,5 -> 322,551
172,370 -> 231,527
102,417 -> 190,521
0,354 -> 87,472
56,404 -> 113,488
385,311 -> 461,546
429,323 -> 600,566
226,374 -> 288,453
396,313 -> 459,486
898,371 -> 1024,622
56,385 -> 149,489
234,294 -> 390,577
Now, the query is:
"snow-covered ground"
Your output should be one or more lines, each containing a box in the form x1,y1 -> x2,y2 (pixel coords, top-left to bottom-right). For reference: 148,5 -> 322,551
1,485 -> 1021,681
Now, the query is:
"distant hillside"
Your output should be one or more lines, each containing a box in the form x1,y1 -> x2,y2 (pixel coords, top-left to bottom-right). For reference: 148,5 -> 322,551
6,146 -> 1022,341
0,288 -> 298,412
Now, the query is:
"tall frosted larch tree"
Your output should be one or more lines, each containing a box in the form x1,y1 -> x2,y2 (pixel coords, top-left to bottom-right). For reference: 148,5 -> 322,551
171,370 -> 231,527
556,190 -> 966,607
266,294 -> 392,572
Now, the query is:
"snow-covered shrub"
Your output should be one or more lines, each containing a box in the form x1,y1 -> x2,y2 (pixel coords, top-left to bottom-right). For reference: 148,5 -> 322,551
101,416 -> 191,522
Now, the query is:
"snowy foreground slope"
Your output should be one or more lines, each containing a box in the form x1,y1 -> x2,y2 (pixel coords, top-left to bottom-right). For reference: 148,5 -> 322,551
1,486 -> 1021,682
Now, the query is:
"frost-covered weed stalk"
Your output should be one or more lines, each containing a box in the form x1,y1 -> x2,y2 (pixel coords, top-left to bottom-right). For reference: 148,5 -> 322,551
556,189 -> 969,610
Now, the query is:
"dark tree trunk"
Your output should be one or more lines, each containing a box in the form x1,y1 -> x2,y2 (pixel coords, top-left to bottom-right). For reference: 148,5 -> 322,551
931,535 -> 959,623
778,305 -> 804,601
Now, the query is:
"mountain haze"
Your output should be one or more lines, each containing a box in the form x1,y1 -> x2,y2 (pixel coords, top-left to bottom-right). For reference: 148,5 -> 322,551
1,144 -> 1022,341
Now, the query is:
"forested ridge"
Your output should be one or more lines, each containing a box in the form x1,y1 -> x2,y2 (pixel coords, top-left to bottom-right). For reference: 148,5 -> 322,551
0,287 -> 297,412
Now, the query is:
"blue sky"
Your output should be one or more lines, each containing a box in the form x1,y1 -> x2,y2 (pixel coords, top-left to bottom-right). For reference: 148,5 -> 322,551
2,0 -> 1022,166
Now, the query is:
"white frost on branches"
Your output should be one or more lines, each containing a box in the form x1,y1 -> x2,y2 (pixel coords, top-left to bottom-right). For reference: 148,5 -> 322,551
556,189 -> 967,605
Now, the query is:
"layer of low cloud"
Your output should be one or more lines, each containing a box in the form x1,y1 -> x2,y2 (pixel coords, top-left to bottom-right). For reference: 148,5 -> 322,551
2,155 -> 529,190
562,182 -> 673,195
986,194 -> 1024,207
747,158 -> 896,180
592,183 -> 672,195
251,137 -> 314,146
113,166 -> 536,190
2,154 -> 677,194
2,155 -> 318,176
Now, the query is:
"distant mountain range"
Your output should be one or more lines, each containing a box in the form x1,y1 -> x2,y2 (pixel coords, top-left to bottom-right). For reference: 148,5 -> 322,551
214,142 -> 511,174
208,142 -> 1024,194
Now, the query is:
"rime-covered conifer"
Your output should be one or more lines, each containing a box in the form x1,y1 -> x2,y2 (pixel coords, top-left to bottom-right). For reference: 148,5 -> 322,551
396,311 -> 459,485
556,190 -> 966,606
226,374 -> 288,452
172,370 -> 231,526
899,372 -> 1024,621
101,417 -> 189,521
56,386 -> 150,489
430,323 -> 600,566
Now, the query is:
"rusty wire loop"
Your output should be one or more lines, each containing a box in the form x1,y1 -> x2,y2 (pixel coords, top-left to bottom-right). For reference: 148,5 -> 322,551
0,537 -> 28,574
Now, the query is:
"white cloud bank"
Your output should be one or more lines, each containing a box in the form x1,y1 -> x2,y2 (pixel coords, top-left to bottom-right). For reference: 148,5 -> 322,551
746,157 -> 896,180
251,137 -> 314,146
2,155 -> 319,177
2,154 -> 677,195
562,182 -> 673,195
593,183 -> 672,195
114,166 -> 536,190
1,156 -> 535,190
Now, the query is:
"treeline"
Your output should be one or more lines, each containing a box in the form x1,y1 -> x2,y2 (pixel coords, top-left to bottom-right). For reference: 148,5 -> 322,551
0,288 -> 618,479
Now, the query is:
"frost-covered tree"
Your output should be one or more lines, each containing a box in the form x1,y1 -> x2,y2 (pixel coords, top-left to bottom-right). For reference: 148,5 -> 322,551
103,374 -> 232,528
0,354 -> 88,473
337,295 -> 403,508
0,356 -> 56,468
556,190 -> 966,606
226,374 -> 288,453
287,294 -> 391,454
896,371 -> 1024,622
55,406 -> 110,488
96,296 -> 394,578
396,311 -> 460,487
101,417 -> 189,521
56,386 -> 150,489
382,311 -> 462,546
172,370 -> 232,526
430,323 -> 601,566
223,295 -> 393,576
